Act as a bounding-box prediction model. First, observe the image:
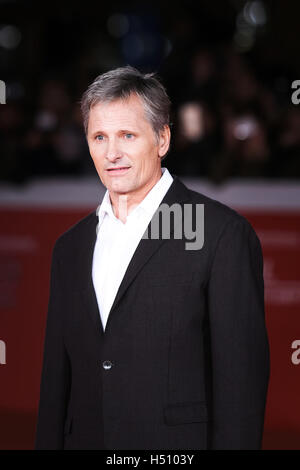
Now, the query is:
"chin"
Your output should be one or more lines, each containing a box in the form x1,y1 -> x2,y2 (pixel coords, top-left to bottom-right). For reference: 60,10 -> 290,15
109,182 -> 132,194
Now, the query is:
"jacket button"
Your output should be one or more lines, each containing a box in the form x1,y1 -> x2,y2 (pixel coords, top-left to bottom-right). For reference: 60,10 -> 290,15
102,360 -> 113,370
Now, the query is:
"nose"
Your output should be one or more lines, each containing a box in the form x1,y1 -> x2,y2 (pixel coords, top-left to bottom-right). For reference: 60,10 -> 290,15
105,138 -> 122,162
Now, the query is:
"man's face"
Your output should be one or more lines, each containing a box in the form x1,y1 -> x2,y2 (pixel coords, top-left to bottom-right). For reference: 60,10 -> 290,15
87,93 -> 170,201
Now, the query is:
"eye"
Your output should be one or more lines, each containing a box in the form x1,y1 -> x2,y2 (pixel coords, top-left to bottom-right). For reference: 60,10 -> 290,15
124,133 -> 134,139
96,135 -> 104,141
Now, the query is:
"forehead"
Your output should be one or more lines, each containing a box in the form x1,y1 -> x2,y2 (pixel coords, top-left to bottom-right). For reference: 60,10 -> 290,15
88,94 -> 151,132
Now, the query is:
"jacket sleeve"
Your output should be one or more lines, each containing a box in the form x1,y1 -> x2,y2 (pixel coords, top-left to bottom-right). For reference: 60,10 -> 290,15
207,216 -> 270,449
35,239 -> 71,449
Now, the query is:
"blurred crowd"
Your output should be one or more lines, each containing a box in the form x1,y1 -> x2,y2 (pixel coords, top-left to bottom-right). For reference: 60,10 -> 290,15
1,44 -> 300,184
166,45 -> 300,182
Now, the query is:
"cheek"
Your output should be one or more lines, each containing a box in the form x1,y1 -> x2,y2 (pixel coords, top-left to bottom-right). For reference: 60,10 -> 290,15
89,145 -> 104,165
90,154 -> 106,180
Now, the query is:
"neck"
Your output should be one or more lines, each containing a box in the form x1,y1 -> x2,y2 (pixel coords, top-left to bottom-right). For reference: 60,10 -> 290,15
109,168 -> 163,223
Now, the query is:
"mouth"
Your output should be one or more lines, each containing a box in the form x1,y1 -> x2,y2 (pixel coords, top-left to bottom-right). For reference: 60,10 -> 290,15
106,167 -> 131,176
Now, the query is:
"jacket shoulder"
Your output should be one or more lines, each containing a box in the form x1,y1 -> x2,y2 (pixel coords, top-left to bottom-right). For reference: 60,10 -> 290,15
53,210 -> 97,252
183,183 -> 259,239
186,185 -> 244,221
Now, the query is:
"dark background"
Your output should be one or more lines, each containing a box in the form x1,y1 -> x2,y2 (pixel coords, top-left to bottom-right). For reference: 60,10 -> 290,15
1,0 -> 300,183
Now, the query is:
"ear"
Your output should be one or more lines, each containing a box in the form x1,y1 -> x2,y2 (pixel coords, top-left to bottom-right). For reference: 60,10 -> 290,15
158,125 -> 171,158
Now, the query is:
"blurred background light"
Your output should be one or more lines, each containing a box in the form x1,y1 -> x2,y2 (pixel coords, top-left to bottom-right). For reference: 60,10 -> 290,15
178,102 -> 204,141
0,25 -> 21,49
234,1 -> 267,52
232,116 -> 258,140
243,1 -> 267,27
34,111 -> 57,132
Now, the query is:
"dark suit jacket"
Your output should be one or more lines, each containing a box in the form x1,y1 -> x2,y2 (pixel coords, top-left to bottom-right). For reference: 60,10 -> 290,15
35,176 -> 270,450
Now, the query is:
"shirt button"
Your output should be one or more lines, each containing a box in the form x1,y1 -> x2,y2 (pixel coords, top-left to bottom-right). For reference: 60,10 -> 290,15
102,360 -> 113,370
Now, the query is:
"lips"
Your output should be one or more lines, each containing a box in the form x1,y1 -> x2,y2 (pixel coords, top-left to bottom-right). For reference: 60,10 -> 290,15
106,167 -> 131,175
107,167 -> 130,171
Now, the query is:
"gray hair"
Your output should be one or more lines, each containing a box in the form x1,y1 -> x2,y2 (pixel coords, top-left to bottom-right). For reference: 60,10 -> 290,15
80,66 -> 171,140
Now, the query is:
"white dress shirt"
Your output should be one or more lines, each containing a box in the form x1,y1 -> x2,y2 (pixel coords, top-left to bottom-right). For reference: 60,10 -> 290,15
92,167 -> 174,331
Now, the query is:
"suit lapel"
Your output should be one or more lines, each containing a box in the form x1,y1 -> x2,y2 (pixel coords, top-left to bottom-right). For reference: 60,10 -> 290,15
78,176 -> 191,336
106,176 -> 191,329
78,212 -> 105,336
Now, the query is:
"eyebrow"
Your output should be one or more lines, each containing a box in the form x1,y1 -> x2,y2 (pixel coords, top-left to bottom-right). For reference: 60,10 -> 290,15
91,129 -> 138,137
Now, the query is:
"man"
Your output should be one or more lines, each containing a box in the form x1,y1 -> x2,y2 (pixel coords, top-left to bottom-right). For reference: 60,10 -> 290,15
35,66 -> 270,450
